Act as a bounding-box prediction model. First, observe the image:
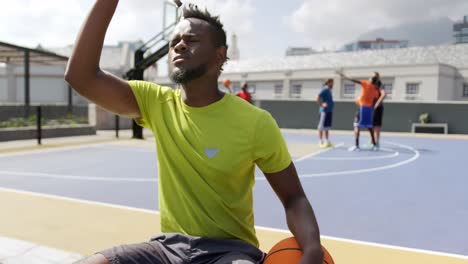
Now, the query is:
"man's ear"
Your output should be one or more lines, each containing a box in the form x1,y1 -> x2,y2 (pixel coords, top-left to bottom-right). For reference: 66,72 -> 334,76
216,46 -> 228,66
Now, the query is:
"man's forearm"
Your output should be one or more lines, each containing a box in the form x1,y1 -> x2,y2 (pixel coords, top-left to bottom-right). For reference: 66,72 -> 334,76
374,93 -> 386,108
65,0 -> 119,85
340,74 -> 360,84
375,99 -> 383,108
286,196 -> 323,263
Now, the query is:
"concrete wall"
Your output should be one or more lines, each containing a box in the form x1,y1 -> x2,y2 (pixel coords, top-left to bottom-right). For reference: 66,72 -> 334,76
438,65 -> 457,101
248,80 -> 283,100
0,65 -> 67,103
454,68 -> 468,101
0,125 -> 96,142
0,77 -> 6,100
0,105 -> 88,122
258,100 -> 468,134
95,104 -> 133,130
0,64 -> 89,105
15,77 -> 66,103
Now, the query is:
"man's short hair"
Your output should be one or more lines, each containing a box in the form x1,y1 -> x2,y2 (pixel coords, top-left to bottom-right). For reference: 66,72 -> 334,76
181,4 -> 229,73
182,4 -> 228,49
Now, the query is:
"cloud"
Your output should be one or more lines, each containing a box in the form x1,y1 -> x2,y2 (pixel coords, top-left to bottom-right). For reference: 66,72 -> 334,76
285,0 -> 468,50
106,1 -> 164,44
0,0 -> 168,47
0,0 -> 255,58
1,0 -> 84,47
185,0 -> 256,58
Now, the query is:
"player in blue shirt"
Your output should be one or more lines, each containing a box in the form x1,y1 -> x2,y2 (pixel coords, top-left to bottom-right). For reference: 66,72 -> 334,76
317,79 -> 334,148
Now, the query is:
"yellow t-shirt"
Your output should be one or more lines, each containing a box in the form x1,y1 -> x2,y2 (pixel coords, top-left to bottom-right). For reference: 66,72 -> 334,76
129,81 -> 291,247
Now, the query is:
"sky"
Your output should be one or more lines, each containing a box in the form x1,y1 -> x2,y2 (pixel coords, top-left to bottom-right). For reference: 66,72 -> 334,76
1,0 -> 467,60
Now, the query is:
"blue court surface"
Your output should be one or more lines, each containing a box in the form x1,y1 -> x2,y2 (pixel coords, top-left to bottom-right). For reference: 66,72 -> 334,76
0,131 -> 467,257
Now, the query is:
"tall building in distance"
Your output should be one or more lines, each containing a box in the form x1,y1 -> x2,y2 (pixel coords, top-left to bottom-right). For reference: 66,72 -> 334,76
344,38 -> 409,52
228,34 -> 240,60
454,15 -> 468,44
285,47 -> 315,56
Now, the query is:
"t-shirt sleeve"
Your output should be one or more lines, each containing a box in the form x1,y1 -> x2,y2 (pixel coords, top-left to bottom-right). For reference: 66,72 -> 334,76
253,111 -> 292,173
318,89 -> 325,99
128,80 -> 163,130
360,80 -> 367,89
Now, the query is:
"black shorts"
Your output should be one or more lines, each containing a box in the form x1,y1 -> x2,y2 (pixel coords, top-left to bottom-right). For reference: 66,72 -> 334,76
98,233 -> 264,264
373,105 -> 384,127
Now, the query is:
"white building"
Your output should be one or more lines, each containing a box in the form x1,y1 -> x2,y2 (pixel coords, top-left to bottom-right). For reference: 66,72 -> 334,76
0,41 -> 157,129
0,41 -> 155,105
6,42 -> 467,107
227,34 -> 240,61
285,47 -> 316,56
0,63 -> 72,104
344,38 -> 409,52
454,15 -> 468,44
154,44 -> 468,102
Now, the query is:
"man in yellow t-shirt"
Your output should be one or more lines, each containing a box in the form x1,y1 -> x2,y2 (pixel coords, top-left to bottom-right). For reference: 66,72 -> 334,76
65,1 -> 323,264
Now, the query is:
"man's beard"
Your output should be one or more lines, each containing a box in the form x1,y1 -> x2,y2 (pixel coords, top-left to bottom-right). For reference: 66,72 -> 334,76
170,64 -> 208,84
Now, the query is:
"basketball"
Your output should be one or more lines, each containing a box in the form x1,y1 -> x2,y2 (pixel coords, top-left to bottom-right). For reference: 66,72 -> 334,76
263,237 -> 334,264
223,79 -> 231,88
322,246 -> 334,264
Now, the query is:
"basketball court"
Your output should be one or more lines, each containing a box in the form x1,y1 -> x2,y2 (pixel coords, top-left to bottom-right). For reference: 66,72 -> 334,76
0,130 -> 467,263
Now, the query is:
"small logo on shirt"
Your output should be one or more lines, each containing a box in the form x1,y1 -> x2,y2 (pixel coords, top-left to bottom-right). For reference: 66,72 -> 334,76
204,148 -> 219,158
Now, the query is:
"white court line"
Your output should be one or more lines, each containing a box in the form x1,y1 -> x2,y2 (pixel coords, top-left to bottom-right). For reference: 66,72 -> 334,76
310,148 -> 399,160
91,145 -> 155,153
256,141 -> 419,179
0,170 -> 156,182
0,141 -> 155,158
1,186 -> 466,260
0,143 -> 342,183
294,143 -> 344,162
0,142 -> 415,182
0,186 -> 159,214
0,142 -> 114,158
255,226 -> 468,260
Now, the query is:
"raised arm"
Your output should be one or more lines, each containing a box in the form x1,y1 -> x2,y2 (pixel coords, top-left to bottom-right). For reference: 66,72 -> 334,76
264,163 -> 323,264
64,0 -> 140,118
338,72 -> 361,85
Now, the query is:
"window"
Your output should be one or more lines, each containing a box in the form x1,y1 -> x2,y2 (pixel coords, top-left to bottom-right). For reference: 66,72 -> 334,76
228,82 -> 240,94
383,83 -> 393,95
406,83 -> 419,95
359,43 -> 371,49
344,84 -> 355,95
274,84 -> 283,97
290,84 -> 302,98
248,84 -> 256,94
463,83 -> 468,97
